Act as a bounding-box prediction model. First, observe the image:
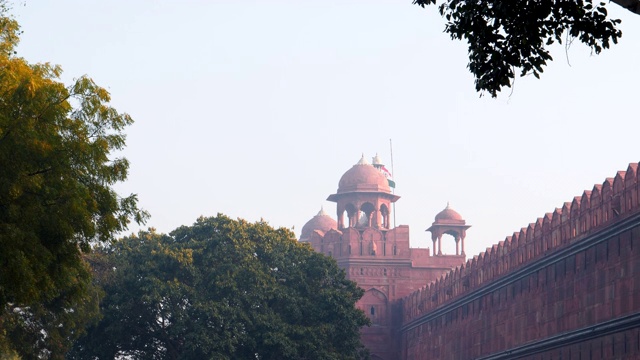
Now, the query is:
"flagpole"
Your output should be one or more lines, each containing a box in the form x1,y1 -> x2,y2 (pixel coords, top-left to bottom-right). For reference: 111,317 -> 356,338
390,139 -> 396,228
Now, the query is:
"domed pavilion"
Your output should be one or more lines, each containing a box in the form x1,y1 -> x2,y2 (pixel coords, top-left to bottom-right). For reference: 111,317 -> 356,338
327,154 -> 399,229
426,203 -> 471,256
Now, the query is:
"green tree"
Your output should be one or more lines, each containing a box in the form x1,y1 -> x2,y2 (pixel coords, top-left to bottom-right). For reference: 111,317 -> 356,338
69,215 -> 370,360
0,4 -> 147,358
414,0 -> 634,97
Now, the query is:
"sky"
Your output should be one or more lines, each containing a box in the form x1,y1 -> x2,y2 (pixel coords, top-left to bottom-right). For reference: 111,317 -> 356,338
12,1 -> 640,258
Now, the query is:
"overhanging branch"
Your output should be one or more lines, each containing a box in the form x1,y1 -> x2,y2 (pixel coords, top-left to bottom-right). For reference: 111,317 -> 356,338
611,0 -> 640,15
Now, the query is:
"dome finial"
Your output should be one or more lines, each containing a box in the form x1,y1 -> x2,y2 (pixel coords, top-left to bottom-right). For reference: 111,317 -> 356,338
357,153 -> 369,165
372,153 -> 383,166
446,201 -> 451,209
317,206 -> 328,216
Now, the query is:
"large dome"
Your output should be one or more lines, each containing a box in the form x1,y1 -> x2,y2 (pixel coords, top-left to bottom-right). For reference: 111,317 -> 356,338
337,155 -> 390,194
299,207 -> 337,242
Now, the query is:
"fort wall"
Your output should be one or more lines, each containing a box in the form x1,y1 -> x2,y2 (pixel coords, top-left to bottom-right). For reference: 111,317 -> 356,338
400,162 -> 640,359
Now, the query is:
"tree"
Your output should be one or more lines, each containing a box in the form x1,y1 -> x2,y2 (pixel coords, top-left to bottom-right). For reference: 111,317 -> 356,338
69,215 -> 371,360
0,4 -> 147,358
414,0 -> 631,97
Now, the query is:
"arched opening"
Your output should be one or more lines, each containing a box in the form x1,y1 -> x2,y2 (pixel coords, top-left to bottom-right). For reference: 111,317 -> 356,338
361,289 -> 388,325
344,203 -> 357,228
359,202 -> 376,227
380,204 -> 390,229
437,230 -> 461,255
338,209 -> 346,229
382,236 -> 386,256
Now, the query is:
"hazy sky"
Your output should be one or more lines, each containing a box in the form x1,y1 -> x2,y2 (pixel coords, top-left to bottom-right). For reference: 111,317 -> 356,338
13,1 -> 640,258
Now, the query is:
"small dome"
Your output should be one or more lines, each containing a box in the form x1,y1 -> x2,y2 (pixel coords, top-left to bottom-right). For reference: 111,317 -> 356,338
434,203 -> 465,223
300,207 -> 337,241
337,155 -> 390,194
372,153 -> 384,166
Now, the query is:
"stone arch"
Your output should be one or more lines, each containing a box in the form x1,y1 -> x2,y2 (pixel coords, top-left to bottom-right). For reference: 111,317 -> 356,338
534,218 -> 543,256
602,178 -> 613,222
518,228 -> 527,261
561,202 -> 571,243
551,209 -> 561,248
625,163 -> 638,211
526,224 -> 535,260
505,236 -> 514,268
570,196 -> 581,238
341,227 -> 360,256
325,229 -> 343,256
580,190 -> 591,234
360,288 -> 388,326
613,171 -> 625,216
499,241 -> 508,275
509,232 -> 519,265
344,203 -> 357,228
359,202 -> 376,227
380,203 -> 390,229
526,223 -> 534,242
362,227 -> 383,256
591,185 -> 602,228
542,213 -> 552,252
487,246 -> 495,279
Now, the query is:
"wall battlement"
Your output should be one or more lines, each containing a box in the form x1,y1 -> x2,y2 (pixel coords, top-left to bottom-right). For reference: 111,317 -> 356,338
401,162 -> 640,326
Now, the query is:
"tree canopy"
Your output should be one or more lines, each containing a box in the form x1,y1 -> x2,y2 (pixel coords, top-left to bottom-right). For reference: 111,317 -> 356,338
69,215 -> 370,360
414,0 -> 632,97
0,4 -> 147,358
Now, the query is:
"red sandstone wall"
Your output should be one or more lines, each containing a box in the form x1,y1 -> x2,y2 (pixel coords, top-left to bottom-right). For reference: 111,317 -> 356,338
509,327 -> 640,360
400,162 -> 640,359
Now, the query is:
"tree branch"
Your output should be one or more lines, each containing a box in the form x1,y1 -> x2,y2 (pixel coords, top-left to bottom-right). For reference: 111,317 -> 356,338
26,167 -> 53,176
611,0 -> 640,15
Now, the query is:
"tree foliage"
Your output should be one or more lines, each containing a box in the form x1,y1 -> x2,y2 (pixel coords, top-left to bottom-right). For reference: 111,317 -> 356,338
0,4 -> 147,358
414,0 -> 624,97
69,215 -> 370,360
